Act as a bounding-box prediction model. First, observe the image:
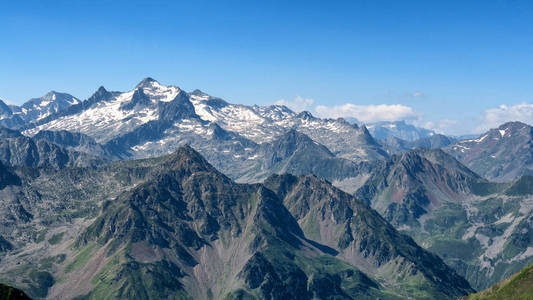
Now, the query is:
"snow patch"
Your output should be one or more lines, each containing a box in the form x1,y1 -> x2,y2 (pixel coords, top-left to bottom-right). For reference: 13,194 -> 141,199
474,135 -> 488,143
494,213 -> 514,225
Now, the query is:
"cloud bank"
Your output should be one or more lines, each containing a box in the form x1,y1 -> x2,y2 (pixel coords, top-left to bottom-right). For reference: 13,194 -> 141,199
478,103 -> 533,132
274,96 -> 314,112
420,119 -> 458,134
314,103 -> 418,123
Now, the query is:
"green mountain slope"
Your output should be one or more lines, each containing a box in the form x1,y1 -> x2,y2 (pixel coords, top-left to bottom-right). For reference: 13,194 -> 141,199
465,263 -> 533,300
0,146 -> 474,299
264,173 -> 474,299
356,148 -> 533,290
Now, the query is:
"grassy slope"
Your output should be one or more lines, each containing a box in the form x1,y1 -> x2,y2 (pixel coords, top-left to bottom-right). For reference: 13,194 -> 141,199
465,263 -> 533,300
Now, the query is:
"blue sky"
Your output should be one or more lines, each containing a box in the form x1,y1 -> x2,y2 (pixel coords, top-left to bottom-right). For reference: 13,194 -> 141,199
1,0 -> 533,134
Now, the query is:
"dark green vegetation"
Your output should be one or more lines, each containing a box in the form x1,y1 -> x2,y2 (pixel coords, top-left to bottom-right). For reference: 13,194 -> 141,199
465,263 -> 533,300
0,283 -> 32,300
0,146 -> 473,299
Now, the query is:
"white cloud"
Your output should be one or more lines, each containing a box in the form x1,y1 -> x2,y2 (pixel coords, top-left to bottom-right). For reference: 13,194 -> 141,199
404,91 -> 425,98
274,96 -> 314,112
477,103 -> 533,132
314,103 -> 418,123
420,119 -> 458,134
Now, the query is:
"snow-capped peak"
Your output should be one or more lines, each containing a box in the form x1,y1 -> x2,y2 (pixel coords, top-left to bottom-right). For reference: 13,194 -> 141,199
135,78 -> 181,103
135,77 -> 159,89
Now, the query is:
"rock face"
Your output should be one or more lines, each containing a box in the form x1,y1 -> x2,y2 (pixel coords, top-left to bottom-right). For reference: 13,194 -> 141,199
32,130 -> 126,160
0,161 -> 20,190
446,121 -> 533,182
356,148 -> 533,290
264,173 -> 474,299
0,146 -> 474,299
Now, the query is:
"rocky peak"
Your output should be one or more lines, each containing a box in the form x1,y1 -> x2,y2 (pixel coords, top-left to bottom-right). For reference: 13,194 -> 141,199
87,86 -> 113,103
120,88 -> 151,110
135,77 -> 159,89
0,99 -> 12,116
190,89 -> 208,97
495,121 -> 532,137
296,110 -> 314,120
162,145 -> 220,175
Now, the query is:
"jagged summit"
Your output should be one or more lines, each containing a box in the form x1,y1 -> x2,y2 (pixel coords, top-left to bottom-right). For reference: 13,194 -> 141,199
498,120 -> 530,129
95,85 -> 108,93
190,89 -> 208,97
162,144 -> 219,174
135,77 -> 159,89
296,110 -> 314,120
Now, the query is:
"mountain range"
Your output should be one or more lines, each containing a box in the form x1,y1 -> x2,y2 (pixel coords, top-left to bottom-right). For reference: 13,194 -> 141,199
1,78 -> 532,299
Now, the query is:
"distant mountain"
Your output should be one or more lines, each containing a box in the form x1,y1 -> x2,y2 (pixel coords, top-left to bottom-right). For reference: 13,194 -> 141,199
0,92 -> 79,129
33,130 -> 127,160
380,133 -> 456,155
355,148 -> 533,290
21,78 -> 388,165
445,121 -> 533,181
17,91 -> 80,123
236,129 -> 363,183
0,146 -> 473,299
366,120 -> 436,142
0,126 -> 103,169
465,263 -> 533,299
